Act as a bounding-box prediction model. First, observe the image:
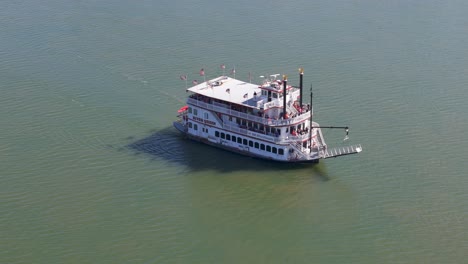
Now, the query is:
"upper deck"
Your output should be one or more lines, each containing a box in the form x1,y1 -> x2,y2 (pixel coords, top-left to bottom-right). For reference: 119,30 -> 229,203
187,76 -> 261,108
186,76 -> 311,127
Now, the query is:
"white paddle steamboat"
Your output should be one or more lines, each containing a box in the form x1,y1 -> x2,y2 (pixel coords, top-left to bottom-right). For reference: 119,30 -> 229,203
174,68 -> 362,163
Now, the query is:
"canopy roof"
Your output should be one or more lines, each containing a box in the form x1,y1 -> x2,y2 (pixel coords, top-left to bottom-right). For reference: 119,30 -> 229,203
187,76 -> 262,108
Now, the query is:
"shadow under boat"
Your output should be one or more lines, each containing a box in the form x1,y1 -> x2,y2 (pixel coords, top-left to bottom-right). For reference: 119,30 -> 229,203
125,126 -> 330,179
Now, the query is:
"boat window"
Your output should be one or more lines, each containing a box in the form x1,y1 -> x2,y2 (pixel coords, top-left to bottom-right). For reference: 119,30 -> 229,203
221,132 -> 225,139
189,122 -> 192,128
254,142 -> 259,149
194,124 -> 198,131
204,113 -> 208,119
226,134 -> 231,140
266,145 -> 271,152
188,107 -> 192,113
249,140 -> 253,147
260,144 -> 265,150
278,148 -> 284,155
215,131 -> 219,137
273,93 -> 278,98
237,137 -> 242,144
193,109 -> 198,116
243,139 -> 247,145
232,135 -> 237,142
272,147 -> 277,154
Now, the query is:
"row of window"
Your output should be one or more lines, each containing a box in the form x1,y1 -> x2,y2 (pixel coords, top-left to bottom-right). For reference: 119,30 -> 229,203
188,122 -> 284,155
188,107 -> 197,116
188,122 -> 208,134
188,122 -> 198,130
215,131 -> 284,155
190,105 -> 281,135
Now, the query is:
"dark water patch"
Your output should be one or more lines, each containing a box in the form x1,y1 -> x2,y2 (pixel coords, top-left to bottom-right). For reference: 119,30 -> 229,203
126,126 -> 328,177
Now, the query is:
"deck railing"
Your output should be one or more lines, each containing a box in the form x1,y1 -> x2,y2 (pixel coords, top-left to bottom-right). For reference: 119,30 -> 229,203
321,144 -> 363,159
221,123 -> 312,144
187,98 -> 310,127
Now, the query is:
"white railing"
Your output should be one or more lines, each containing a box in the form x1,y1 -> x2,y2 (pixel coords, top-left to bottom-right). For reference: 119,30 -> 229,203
219,122 -> 315,144
322,144 -> 363,159
187,98 -> 310,127
289,142 -> 309,160
264,100 -> 281,109
213,101 -> 229,109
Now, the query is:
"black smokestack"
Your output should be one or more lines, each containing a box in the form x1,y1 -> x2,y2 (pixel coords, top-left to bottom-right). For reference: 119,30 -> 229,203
283,75 -> 287,119
299,68 -> 303,108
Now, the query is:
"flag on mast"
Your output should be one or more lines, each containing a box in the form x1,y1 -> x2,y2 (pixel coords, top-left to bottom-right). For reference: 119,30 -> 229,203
180,75 -> 188,89
220,64 -> 225,76
199,68 -> 206,83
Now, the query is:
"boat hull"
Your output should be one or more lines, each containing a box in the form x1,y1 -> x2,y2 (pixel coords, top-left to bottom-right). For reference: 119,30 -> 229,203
173,121 -> 319,164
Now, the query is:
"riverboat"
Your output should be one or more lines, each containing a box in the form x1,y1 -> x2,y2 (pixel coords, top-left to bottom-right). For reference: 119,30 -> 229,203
173,68 -> 362,163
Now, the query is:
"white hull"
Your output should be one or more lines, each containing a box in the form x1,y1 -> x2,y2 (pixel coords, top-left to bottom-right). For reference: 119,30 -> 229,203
174,121 -> 320,163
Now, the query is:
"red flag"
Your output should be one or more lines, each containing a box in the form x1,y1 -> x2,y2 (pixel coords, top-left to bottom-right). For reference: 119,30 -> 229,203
192,80 -> 198,85
199,69 -> 205,76
180,75 -> 187,81
220,64 -> 225,69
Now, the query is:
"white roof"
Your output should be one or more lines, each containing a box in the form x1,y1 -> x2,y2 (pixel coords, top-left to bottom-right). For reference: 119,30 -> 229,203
187,76 -> 261,108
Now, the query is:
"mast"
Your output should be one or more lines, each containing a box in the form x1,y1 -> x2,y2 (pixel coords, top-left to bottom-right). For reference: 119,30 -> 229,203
283,75 -> 287,119
309,83 -> 313,148
299,68 -> 304,108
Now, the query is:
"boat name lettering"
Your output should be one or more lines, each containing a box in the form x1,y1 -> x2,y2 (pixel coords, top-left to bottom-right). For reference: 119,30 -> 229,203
193,116 -> 216,125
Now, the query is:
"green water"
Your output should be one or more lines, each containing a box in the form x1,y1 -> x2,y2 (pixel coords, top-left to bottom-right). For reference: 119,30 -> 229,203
1,0 -> 467,263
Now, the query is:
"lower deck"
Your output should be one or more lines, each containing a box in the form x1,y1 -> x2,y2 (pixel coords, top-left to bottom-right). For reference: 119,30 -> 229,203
173,121 -> 320,163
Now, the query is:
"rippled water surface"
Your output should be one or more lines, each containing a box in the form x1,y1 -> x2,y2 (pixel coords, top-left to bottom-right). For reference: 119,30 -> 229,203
1,0 -> 467,263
